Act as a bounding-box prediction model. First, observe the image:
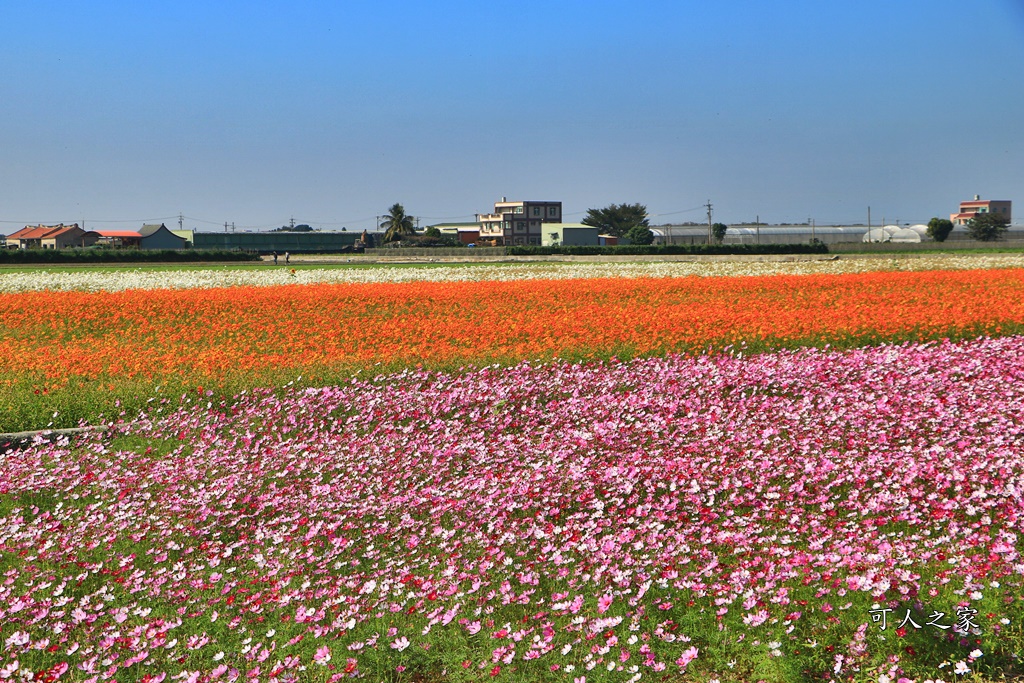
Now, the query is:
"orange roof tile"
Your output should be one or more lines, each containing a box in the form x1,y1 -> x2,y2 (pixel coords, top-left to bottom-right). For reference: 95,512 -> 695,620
95,230 -> 143,238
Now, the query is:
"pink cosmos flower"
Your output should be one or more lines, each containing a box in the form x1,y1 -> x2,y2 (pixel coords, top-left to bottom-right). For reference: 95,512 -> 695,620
676,646 -> 699,669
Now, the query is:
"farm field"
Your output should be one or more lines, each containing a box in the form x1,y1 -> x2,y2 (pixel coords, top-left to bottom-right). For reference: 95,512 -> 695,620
1,261 -> 1023,682
2,254 -> 1024,293
0,262 -> 513,279
4,263 -> 1024,432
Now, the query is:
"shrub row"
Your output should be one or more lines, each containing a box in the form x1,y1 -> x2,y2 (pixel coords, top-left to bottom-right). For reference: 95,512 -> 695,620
0,248 -> 261,263
505,243 -> 830,256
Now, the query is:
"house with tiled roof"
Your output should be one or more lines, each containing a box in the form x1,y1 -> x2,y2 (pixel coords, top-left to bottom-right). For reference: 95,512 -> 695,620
6,224 -> 94,249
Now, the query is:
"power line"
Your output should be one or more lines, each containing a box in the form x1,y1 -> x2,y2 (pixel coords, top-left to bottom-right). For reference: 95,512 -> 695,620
649,205 -> 706,217
0,215 -> 179,225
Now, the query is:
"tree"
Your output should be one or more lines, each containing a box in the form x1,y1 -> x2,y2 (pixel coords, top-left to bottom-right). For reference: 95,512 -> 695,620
380,203 -> 415,243
926,217 -> 953,242
423,226 -> 442,238
966,212 -> 1009,242
624,224 -> 655,245
711,222 -> 728,243
581,203 -> 649,237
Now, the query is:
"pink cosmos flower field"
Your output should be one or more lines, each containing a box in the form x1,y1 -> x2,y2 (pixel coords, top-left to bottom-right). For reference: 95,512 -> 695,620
1,336 -> 1023,682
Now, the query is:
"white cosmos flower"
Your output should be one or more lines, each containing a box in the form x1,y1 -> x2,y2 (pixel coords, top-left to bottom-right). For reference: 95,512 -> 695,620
8,256 -> 1024,293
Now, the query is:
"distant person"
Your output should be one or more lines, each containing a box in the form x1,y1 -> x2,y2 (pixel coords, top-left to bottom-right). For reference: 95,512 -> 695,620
285,252 -> 290,264
272,251 -> 278,265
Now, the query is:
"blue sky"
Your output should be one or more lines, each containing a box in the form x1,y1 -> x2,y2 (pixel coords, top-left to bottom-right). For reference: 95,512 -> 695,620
2,0 -> 1022,231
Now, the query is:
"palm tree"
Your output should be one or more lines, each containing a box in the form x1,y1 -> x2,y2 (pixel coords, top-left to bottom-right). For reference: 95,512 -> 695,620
380,203 -> 415,243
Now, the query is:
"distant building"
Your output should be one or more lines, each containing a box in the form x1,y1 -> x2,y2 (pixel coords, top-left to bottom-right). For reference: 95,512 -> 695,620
432,222 -> 481,245
139,223 -> 188,249
93,230 -> 143,248
171,229 -> 195,247
477,198 -> 562,246
191,231 -> 367,253
950,195 -> 1011,225
540,223 -> 600,247
42,225 -> 96,249
5,224 -> 94,249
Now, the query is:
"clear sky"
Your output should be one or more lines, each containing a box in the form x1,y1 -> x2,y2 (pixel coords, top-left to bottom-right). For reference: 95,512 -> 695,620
2,0 -> 1022,231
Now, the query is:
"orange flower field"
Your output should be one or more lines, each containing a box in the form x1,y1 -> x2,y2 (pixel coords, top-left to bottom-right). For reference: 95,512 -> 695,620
3,267 -> 1024,430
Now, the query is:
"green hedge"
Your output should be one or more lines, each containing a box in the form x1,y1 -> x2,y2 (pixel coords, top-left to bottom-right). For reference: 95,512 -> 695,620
504,243 -> 830,256
0,249 -> 261,264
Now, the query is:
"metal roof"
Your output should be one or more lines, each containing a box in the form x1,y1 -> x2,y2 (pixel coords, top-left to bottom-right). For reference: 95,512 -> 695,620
94,230 -> 143,238
138,223 -> 168,237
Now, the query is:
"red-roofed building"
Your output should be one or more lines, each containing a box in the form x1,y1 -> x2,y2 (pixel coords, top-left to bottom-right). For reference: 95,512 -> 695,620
93,230 -> 143,248
950,195 -> 1012,225
5,224 -> 95,249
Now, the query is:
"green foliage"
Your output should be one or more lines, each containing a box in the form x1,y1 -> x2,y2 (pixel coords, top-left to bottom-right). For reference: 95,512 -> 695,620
0,249 -> 259,264
712,222 -> 729,242
423,226 -> 442,238
405,234 -> 462,247
581,203 -> 649,237
966,212 -> 1010,241
380,203 -> 416,243
927,217 -> 954,242
623,224 -> 655,245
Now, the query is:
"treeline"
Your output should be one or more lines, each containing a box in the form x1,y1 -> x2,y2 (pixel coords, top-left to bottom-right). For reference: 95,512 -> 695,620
0,249 -> 262,264
505,243 -> 831,256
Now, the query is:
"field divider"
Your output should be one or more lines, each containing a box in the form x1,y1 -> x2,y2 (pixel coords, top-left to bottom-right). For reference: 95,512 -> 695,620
0,425 -> 105,451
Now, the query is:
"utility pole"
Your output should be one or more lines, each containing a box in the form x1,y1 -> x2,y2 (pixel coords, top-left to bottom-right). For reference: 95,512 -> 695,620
415,217 -> 420,230
224,221 -> 229,233
231,222 -> 235,233
705,200 -> 713,244
290,216 -> 295,230
179,213 -> 184,231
